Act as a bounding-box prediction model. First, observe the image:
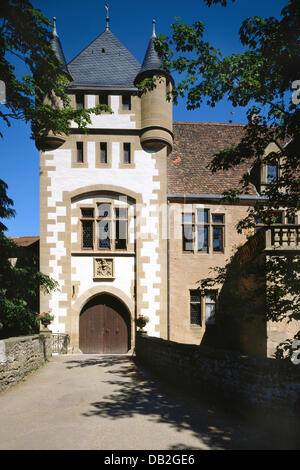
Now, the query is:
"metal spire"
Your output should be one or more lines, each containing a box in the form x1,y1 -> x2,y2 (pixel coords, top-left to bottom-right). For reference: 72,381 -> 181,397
105,4 -> 110,31
152,19 -> 156,37
53,17 -> 57,36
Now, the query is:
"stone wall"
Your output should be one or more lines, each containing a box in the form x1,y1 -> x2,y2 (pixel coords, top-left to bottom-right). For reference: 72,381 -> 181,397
0,334 -> 52,393
135,335 -> 300,417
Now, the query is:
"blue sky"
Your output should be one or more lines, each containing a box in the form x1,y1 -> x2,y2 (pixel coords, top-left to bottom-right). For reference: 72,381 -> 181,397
1,0 -> 286,236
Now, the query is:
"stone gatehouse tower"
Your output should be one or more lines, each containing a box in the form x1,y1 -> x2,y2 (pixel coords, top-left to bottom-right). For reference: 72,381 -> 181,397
39,19 -> 173,353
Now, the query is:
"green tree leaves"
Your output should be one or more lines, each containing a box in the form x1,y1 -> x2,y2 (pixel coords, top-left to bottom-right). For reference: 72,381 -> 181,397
154,0 -> 299,225
0,0 -> 111,140
0,179 -> 15,232
159,0 -> 300,357
0,180 -> 58,339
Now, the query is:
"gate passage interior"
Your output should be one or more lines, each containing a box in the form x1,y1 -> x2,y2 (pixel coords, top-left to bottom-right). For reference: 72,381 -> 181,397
79,294 -> 130,354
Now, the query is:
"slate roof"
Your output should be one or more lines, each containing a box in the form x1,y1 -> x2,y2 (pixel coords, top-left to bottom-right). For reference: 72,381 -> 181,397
51,23 -> 72,80
168,122 -> 258,196
135,33 -> 163,84
67,30 -> 141,89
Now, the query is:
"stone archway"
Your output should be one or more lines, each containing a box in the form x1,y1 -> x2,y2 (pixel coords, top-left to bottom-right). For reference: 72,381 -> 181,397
70,286 -> 135,354
79,293 -> 131,354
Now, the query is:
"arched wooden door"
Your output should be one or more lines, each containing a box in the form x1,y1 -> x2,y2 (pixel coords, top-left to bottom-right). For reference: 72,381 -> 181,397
79,294 -> 130,354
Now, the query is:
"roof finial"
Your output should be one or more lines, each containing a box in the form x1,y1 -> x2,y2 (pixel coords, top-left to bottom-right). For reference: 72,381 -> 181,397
53,17 -> 57,36
152,19 -> 156,37
105,4 -> 110,31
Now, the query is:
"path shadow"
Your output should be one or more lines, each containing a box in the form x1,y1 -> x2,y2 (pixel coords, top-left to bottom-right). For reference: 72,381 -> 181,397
65,355 -> 297,450
65,355 -> 131,370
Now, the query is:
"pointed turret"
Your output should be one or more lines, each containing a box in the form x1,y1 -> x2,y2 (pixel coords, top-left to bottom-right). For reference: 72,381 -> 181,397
35,18 -> 71,150
135,21 -> 173,154
51,17 -> 72,81
135,20 -> 164,83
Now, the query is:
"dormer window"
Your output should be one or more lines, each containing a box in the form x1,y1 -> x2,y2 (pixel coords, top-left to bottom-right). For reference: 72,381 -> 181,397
250,157 -> 280,195
267,163 -> 278,183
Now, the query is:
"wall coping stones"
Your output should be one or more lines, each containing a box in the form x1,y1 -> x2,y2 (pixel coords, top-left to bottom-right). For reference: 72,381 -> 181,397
0,334 -> 52,394
135,335 -> 300,417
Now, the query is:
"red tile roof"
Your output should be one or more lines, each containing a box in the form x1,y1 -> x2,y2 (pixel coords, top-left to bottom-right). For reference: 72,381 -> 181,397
168,122 -> 258,196
10,236 -> 40,247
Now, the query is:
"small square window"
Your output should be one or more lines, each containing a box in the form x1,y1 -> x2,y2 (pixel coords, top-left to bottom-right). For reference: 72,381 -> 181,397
212,214 -> 224,224
123,143 -> 131,164
76,93 -> 84,109
213,227 -> 223,252
190,290 -> 216,326
122,95 -> 131,110
81,208 -> 94,218
77,142 -> 83,162
100,142 -> 107,164
190,290 -> 201,326
99,94 -> 108,106
205,293 -> 216,325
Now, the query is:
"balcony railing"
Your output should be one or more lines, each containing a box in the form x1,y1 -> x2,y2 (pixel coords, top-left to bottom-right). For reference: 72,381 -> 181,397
236,225 -> 300,265
265,224 -> 300,251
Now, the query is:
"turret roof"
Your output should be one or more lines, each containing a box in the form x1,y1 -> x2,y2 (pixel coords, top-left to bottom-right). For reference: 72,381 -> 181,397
67,30 -> 141,89
134,22 -> 172,85
138,34 -> 163,77
51,19 -> 72,80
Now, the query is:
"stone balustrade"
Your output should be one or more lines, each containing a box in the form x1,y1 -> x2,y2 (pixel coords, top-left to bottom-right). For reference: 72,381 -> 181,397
265,224 -> 300,250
